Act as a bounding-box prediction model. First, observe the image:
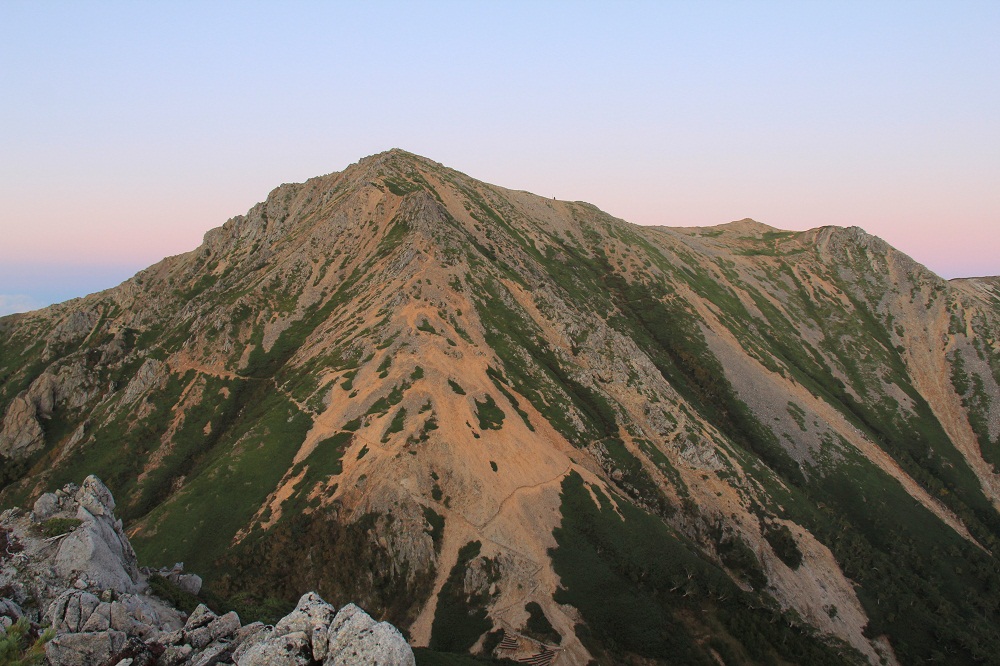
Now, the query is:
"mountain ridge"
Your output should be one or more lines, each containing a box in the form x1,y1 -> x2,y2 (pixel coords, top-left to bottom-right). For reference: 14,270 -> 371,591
2,149 -> 1000,664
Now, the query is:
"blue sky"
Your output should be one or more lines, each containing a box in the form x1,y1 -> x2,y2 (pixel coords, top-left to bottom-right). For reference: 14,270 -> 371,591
1,1 -> 998,315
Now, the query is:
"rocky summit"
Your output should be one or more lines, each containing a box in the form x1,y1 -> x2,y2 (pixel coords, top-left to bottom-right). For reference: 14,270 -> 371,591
2,149 -> 1000,665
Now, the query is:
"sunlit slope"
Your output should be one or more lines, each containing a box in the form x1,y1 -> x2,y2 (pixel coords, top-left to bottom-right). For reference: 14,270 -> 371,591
2,150 -> 1000,664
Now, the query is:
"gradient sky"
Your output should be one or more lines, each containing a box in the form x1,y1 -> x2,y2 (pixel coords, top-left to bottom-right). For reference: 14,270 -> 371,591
2,1 -> 998,315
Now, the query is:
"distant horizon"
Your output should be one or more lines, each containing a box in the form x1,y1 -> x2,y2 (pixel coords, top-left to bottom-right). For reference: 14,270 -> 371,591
2,3 -> 997,314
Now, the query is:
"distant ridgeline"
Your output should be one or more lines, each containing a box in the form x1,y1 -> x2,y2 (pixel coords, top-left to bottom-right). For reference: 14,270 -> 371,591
3,149 -> 1000,664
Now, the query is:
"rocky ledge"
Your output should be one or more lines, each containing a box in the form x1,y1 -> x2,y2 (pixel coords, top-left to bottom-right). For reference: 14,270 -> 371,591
0,475 -> 415,665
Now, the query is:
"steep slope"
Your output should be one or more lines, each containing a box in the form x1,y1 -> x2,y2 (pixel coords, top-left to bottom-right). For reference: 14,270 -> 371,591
2,150 -> 1000,665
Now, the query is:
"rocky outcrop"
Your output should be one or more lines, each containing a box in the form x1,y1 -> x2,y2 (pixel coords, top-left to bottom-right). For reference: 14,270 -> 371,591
36,592 -> 414,666
0,392 -> 47,459
0,475 -> 415,665
142,564 -> 203,597
29,475 -> 143,595
0,368 -> 95,461
236,593 -> 414,666
120,357 -> 167,406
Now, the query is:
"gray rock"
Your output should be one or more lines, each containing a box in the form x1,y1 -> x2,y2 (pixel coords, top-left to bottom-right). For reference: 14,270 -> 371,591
32,492 -> 61,521
191,640 -> 234,666
64,593 -> 83,630
185,607 -> 237,649
45,629 -> 127,666
80,591 -> 101,619
156,628 -> 184,646
81,602 -> 111,631
157,643 -> 193,666
209,610 -> 241,641
47,589 -> 101,632
174,572 -> 202,596
231,625 -> 272,664
50,477 -> 142,593
112,635 -> 159,666
237,630 -> 313,666
313,623 -> 331,662
77,475 -> 116,516
110,600 -> 133,632
275,591 -> 337,636
0,597 -> 24,619
186,624 -> 215,649
326,603 -> 415,666
233,621 -> 267,647
0,392 -> 46,459
273,591 -> 337,660
119,593 -> 174,632
120,358 -> 166,405
184,603 -> 217,631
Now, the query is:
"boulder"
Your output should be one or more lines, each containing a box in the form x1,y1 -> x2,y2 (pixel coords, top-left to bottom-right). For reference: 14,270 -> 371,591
47,589 -> 102,633
190,640 -> 234,666
184,603 -> 217,631
326,603 -> 415,666
274,591 -> 337,660
51,476 -> 142,593
174,572 -> 203,596
107,635 -> 161,666
156,643 -> 193,666
45,629 -> 127,666
236,630 -> 313,666
77,475 -> 116,516
186,610 -> 239,649
210,610 -> 241,641
32,492 -> 61,521
81,602 -> 111,632
230,623 -> 271,664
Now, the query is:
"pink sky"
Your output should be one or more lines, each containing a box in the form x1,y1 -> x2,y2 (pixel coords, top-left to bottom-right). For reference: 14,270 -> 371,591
1,2 -> 997,313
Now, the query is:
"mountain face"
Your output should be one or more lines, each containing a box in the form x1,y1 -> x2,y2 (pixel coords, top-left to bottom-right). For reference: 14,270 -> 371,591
3,149 -> 1000,665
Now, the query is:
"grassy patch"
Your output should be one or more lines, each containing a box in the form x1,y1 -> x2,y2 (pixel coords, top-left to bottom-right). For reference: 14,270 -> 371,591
383,408 -> 407,442
39,517 -> 81,538
763,523 -> 802,569
522,602 -> 561,645
130,390 -> 311,576
474,396 -> 505,431
423,506 -> 445,552
430,541 -> 493,653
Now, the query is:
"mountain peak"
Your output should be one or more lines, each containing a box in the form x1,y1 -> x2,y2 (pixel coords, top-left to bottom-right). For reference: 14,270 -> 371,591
353,148 -> 443,178
718,217 -> 778,234
3,151 -> 1000,665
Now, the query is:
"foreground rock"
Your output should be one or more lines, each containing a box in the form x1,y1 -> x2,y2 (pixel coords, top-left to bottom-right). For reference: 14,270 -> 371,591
1,476 -> 176,623
0,476 -> 415,665
236,594 -> 414,666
